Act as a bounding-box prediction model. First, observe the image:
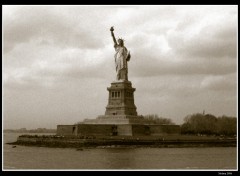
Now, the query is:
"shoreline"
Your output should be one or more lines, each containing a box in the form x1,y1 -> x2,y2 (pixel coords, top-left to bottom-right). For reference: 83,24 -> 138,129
7,135 -> 236,149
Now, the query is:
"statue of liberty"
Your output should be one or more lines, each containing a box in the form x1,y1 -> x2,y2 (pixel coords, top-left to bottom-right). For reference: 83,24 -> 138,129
110,27 -> 131,81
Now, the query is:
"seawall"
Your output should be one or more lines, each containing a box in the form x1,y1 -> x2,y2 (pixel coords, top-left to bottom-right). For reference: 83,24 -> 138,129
7,135 -> 236,148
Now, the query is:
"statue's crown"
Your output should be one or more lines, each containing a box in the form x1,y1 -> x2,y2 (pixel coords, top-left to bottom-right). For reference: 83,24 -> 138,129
118,37 -> 124,42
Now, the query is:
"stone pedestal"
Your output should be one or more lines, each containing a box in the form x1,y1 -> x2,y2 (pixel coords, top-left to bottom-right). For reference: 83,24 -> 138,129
105,80 -> 137,116
83,80 -> 144,125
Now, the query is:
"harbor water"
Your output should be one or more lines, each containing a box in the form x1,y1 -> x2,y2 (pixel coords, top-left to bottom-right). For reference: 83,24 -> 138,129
3,133 -> 237,170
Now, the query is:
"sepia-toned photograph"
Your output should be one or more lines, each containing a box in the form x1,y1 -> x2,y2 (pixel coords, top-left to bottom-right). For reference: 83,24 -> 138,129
2,5 -> 238,172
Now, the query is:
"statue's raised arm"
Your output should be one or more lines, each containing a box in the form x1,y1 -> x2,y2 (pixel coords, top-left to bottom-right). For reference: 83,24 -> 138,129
110,26 -> 117,46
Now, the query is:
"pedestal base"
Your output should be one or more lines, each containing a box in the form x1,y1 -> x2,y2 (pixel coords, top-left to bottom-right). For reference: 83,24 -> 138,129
82,115 -> 145,124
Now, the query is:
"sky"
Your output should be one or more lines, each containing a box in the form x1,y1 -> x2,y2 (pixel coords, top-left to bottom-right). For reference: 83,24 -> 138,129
3,5 -> 238,129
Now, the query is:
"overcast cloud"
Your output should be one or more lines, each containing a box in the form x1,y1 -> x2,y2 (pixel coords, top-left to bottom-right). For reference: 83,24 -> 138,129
3,5 -> 237,129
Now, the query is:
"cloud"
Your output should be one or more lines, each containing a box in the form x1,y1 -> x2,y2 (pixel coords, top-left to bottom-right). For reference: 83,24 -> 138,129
201,73 -> 236,91
168,24 -> 237,59
4,43 -> 114,90
130,53 -> 236,77
3,6 -> 108,53
167,6 -> 237,59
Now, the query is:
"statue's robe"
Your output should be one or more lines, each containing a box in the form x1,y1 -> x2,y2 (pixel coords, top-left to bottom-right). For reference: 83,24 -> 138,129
114,44 -> 130,81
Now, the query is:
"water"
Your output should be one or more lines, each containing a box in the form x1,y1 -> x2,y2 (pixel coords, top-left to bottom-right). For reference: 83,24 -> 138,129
3,133 -> 237,170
